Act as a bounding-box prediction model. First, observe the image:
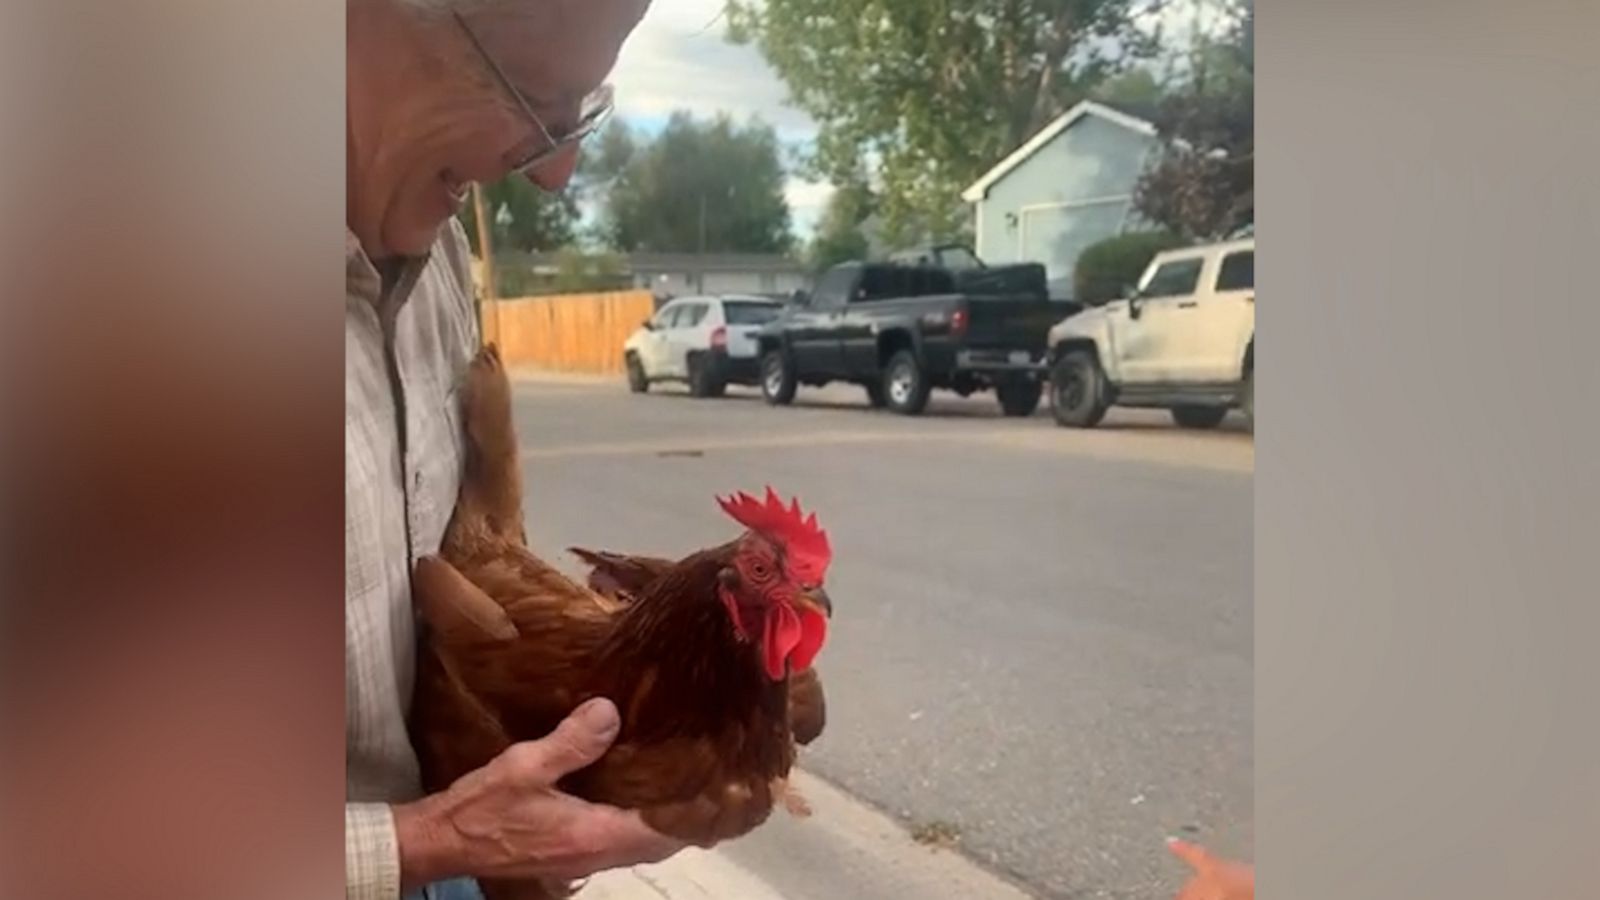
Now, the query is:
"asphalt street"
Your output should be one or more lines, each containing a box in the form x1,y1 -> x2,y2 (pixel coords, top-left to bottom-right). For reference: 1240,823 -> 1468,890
511,377 -> 1253,900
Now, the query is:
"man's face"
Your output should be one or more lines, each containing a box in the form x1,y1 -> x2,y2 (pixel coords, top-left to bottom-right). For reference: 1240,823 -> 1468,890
373,0 -> 648,257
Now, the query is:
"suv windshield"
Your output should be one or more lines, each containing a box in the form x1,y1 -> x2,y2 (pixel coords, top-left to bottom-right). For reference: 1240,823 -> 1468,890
723,301 -> 781,325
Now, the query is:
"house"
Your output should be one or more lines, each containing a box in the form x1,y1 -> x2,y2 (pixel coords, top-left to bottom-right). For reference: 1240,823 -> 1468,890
625,252 -> 810,300
961,101 -> 1160,299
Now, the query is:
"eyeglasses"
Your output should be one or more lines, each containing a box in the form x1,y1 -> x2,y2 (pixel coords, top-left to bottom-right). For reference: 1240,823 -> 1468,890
453,12 -> 615,177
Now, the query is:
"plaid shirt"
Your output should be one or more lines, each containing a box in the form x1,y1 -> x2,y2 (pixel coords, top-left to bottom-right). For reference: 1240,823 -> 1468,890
345,221 -> 479,900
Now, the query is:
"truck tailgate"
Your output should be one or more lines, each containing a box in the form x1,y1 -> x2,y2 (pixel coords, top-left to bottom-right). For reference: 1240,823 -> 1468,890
964,296 -> 1079,353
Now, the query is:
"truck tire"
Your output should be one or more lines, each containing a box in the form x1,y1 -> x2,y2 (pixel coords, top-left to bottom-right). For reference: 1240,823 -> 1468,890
995,379 -> 1043,417
1241,367 -> 1254,433
625,353 -> 649,394
882,349 -> 931,415
687,353 -> 725,399
761,349 -> 797,406
863,381 -> 888,408
1171,405 -> 1228,429
1050,350 -> 1109,428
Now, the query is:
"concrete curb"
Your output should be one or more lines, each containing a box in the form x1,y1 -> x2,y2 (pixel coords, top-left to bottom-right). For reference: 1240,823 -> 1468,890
578,771 -> 1034,900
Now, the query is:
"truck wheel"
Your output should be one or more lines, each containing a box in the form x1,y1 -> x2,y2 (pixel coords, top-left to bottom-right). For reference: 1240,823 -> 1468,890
1241,367 -> 1254,433
995,379 -> 1043,417
882,350 -> 931,415
625,353 -> 649,394
687,354 -> 725,399
1050,350 -> 1109,428
1171,405 -> 1228,429
863,381 -> 888,408
761,350 -> 797,406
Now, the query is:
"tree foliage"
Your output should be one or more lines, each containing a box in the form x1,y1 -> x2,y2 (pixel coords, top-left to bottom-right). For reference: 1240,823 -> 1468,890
1073,229 -> 1184,303
599,112 -> 793,254
1132,0 -> 1253,240
806,181 -> 876,270
456,174 -> 577,256
726,0 -> 1159,247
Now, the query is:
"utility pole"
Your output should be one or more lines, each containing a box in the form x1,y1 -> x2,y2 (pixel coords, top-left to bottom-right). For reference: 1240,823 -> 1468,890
470,182 -> 502,345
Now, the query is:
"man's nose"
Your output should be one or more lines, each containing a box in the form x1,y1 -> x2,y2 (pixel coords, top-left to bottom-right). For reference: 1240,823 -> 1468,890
526,145 -> 580,191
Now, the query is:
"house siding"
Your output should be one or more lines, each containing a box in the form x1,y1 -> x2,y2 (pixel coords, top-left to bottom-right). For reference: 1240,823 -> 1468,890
973,115 -> 1157,297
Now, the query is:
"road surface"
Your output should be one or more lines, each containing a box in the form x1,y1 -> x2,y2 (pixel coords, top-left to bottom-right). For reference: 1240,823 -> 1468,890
511,377 -> 1253,899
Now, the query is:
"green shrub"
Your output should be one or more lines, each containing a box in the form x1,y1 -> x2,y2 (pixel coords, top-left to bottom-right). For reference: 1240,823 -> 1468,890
1073,231 -> 1186,305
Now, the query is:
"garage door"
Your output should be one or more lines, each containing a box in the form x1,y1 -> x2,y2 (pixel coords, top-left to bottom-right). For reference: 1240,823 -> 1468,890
1018,197 -> 1135,292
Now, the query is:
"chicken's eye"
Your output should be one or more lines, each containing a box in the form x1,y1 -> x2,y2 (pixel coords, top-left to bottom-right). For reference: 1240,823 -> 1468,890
749,560 -> 773,581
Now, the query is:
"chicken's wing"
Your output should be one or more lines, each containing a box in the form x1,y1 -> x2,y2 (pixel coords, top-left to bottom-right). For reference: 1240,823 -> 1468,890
568,547 -> 675,604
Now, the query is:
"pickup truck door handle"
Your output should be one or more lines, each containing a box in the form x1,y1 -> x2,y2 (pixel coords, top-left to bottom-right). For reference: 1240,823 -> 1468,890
1177,301 -> 1199,308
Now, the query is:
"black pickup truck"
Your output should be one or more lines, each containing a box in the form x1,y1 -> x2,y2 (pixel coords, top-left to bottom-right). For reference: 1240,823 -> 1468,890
756,256 -> 1080,416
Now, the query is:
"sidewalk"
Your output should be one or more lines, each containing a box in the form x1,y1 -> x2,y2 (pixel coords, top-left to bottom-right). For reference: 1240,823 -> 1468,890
580,771 -> 1033,900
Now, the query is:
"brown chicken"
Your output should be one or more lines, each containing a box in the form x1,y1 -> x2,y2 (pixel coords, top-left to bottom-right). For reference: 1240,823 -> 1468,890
408,345 -> 834,900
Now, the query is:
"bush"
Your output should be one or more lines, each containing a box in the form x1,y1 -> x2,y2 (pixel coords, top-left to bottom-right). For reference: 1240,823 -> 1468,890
1073,231 -> 1186,305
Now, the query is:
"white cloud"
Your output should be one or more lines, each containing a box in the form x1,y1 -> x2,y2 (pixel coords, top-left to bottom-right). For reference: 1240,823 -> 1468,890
610,0 -> 818,140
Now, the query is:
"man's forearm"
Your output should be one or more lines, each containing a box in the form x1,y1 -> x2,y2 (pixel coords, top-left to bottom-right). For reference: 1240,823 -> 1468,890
346,803 -> 402,900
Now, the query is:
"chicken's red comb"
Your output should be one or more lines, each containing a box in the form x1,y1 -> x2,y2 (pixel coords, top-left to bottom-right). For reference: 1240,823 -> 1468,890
717,486 -> 832,581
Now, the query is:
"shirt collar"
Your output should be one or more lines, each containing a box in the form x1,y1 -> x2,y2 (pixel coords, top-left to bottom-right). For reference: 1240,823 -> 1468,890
347,228 -> 432,314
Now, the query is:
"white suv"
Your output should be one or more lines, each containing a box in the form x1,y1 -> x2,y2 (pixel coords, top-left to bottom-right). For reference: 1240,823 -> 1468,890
1046,238 -> 1254,431
623,295 -> 785,398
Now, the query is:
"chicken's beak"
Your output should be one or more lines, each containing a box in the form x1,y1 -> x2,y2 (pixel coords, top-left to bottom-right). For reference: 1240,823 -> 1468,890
796,587 -> 832,619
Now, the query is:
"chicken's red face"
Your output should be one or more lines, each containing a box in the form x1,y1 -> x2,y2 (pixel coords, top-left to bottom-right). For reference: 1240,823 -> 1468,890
715,488 -> 833,681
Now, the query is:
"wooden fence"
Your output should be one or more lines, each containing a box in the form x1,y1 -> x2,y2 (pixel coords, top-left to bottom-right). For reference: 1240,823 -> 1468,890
479,290 -> 655,376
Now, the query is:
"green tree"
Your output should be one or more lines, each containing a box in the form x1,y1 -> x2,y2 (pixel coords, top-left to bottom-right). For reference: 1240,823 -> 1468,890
726,0 -> 1159,247
600,112 -> 793,254
1073,230 -> 1184,303
552,247 -> 629,293
1090,66 -> 1165,110
456,174 -> 577,256
807,181 -> 876,270
1132,0 -> 1253,240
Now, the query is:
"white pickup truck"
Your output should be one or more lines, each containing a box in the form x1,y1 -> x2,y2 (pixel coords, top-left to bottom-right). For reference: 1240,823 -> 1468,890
1046,237 -> 1254,431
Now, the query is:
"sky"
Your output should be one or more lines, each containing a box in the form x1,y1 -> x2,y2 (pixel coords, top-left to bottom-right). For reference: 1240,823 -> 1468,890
604,0 -> 833,239
601,0 -> 1232,244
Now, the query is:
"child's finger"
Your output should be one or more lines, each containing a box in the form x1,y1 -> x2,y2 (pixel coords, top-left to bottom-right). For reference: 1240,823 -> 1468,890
1165,837 -> 1213,871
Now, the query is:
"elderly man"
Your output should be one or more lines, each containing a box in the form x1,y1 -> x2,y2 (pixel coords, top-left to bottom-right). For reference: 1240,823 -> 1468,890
345,2 -> 678,899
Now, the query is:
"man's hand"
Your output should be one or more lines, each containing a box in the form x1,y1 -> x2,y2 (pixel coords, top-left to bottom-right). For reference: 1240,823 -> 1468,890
394,698 -> 684,889
1167,838 -> 1254,900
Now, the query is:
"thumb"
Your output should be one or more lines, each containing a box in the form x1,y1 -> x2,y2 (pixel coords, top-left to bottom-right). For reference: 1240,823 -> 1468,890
514,698 -> 622,784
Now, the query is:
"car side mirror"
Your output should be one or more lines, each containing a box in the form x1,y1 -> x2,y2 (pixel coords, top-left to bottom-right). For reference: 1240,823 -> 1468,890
1124,286 -> 1145,320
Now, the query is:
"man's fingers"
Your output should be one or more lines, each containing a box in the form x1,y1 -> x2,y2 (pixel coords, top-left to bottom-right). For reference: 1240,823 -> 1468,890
504,698 -> 622,784
1166,837 -> 1213,872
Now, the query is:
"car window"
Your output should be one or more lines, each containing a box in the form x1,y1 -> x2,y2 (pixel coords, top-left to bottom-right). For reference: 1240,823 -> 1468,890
652,305 -> 681,329
812,268 -> 854,309
858,266 -> 903,301
723,301 -> 781,325
1141,258 -> 1204,298
677,303 -> 709,328
937,247 -> 982,272
1215,251 -> 1254,291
